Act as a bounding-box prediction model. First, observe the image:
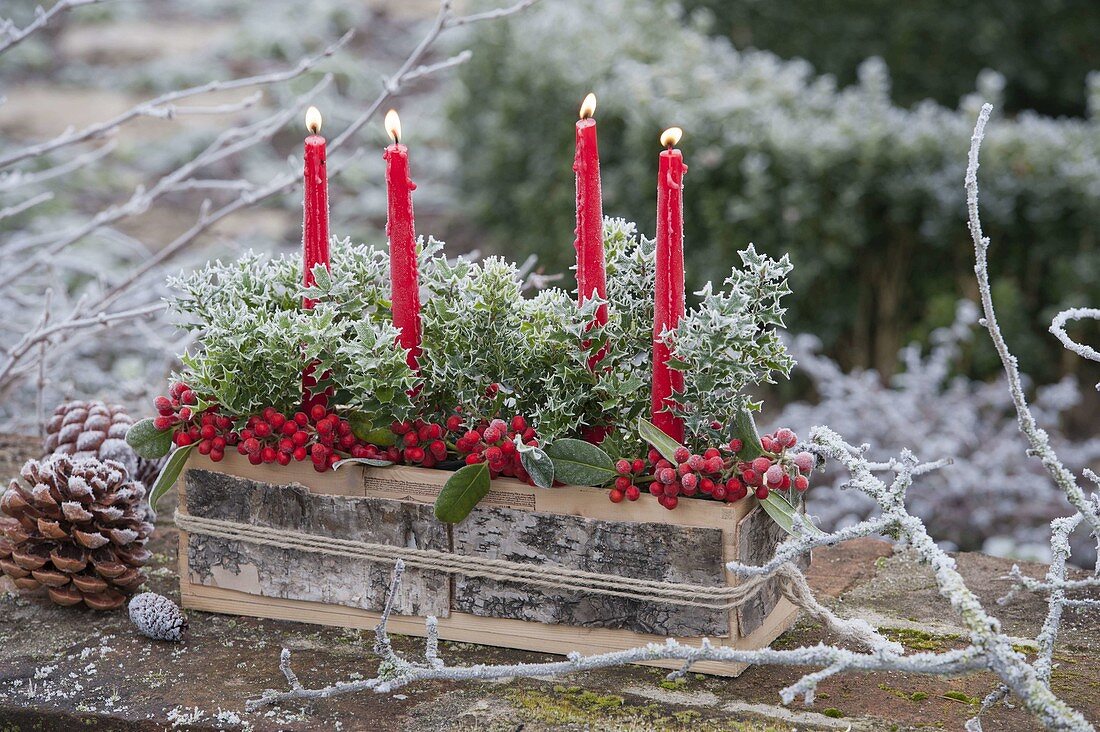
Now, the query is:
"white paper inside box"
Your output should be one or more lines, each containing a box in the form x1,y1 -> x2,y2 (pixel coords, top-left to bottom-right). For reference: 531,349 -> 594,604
176,452 -> 802,677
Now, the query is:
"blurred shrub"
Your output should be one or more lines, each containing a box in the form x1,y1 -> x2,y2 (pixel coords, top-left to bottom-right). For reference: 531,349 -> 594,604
447,0 -> 1100,382
682,0 -> 1100,118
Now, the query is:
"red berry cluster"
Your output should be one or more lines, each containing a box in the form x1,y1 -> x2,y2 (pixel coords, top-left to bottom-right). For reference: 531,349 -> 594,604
610,427 -> 814,511
609,458 -> 647,503
153,382 -> 200,433
391,418 -> 450,468
454,415 -> 538,482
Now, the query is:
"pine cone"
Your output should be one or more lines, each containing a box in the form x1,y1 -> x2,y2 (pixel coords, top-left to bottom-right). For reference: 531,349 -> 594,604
0,455 -> 153,610
43,400 -> 163,490
129,592 -> 187,641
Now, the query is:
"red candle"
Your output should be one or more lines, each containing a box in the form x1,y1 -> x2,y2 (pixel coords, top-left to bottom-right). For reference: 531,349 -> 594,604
651,126 -> 687,442
302,106 -> 330,410
574,93 -> 607,369
383,109 -> 422,372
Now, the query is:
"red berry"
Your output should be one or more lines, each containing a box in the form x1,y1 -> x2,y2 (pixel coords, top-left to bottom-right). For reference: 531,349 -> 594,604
632,459 -> 645,474
615,459 -> 632,475
765,465 -> 785,487
500,439 -> 516,455
677,462 -> 692,477
210,449 -> 224,462
180,390 -> 196,406
510,415 -> 527,432
261,447 -> 277,463
270,413 -> 286,430
704,457 -> 724,474
154,396 -> 172,412
339,434 -> 356,450
625,485 -> 640,501
446,415 -> 463,432
658,468 -> 676,485
169,382 -> 186,399
793,452 -> 815,473
647,448 -> 662,465
249,452 -> 264,465
665,482 -> 681,497
483,427 -> 502,443
794,475 -> 809,491
429,440 -> 448,460
742,469 -> 759,485
292,430 -> 309,447
648,482 -> 663,496
776,428 -> 797,448
465,453 -> 483,465
681,473 -> 698,491
608,488 -> 625,503
662,496 -> 679,510
673,446 -> 690,463
254,422 -> 271,438
405,446 -> 425,463
310,444 -> 327,461
262,407 -> 277,421
614,476 -> 631,490
751,457 -> 772,475
761,436 -> 777,453
780,473 -> 791,490
687,454 -> 705,471
212,437 -> 226,451
728,439 -> 743,453
712,485 -> 728,501
178,407 -> 192,422
655,459 -> 672,471
174,433 -> 192,447
153,416 -> 173,431
200,425 -> 216,440
485,446 -> 503,463
197,440 -> 212,455
277,452 -> 291,466
294,412 -> 309,426
755,485 -> 770,500
311,405 -> 329,422
279,421 -> 296,437
317,420 -> 334,436
293,446 -> 308,462
699,477 -> 715,494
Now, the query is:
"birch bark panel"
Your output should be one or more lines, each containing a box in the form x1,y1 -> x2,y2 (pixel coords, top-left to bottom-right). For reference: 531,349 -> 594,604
736,505 -> 809,636
451,505 -> 730,637
184,469 -> 450,617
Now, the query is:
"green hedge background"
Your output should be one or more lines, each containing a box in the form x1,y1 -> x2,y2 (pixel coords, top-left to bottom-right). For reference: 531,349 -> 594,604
447,0 -> 1100,384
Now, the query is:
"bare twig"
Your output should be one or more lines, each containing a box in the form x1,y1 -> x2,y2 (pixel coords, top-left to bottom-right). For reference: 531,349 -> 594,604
0,191 -> 53,222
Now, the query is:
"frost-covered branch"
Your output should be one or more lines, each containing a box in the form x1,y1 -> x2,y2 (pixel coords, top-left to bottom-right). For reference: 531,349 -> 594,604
1050,308 -> 1100,389
966,103 -> 1100,540
0,32 -> 352,170
0,0 -> 105,57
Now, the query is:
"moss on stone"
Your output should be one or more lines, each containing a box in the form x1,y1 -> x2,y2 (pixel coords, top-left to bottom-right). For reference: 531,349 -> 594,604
822,707 -> 844,718
942,691 -> 981,705
877,682 -> 930,702
878,626 -> 960,651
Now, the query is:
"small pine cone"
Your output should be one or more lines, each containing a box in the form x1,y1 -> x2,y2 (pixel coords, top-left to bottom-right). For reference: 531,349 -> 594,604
129,592 -> 187,641
0,455 -> 153,610
43,401 -> 164,490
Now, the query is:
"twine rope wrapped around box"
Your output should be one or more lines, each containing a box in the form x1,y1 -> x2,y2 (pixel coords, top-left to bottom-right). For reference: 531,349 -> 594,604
176,510 -> 791,611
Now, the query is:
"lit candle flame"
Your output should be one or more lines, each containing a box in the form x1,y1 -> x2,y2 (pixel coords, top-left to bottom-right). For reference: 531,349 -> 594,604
579,93 -> 597,120
385,109 -> 402,144
660,127 -> 683,148
305,106 -> 322,135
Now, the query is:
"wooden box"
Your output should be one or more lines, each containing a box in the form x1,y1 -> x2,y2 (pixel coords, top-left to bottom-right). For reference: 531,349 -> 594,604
176,452 -> 801,676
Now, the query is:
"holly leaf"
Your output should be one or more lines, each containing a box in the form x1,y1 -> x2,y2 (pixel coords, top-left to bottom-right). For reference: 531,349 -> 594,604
544,438 -> 616,486
347,412 -> 396,447
149,444 -> 196,512
515,436 -> 554,489
126,418 -> 174,460
434,462 -> 491,523
731,408 -> 765,461
332,457 -> 395,469
760,491 -> 825,538
637,417 -> 684,463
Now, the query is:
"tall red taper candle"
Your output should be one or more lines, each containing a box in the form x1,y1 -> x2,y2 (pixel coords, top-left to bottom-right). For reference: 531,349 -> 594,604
651,126 -> 687,442
383,109 -> 422,372
302,106 -> 330,410
574,93 -> 608,369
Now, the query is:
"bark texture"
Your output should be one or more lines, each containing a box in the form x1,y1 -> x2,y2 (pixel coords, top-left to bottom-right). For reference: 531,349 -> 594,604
184,469 -> 450,617
737,505 -> 809,636
451,505 -> 731,637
